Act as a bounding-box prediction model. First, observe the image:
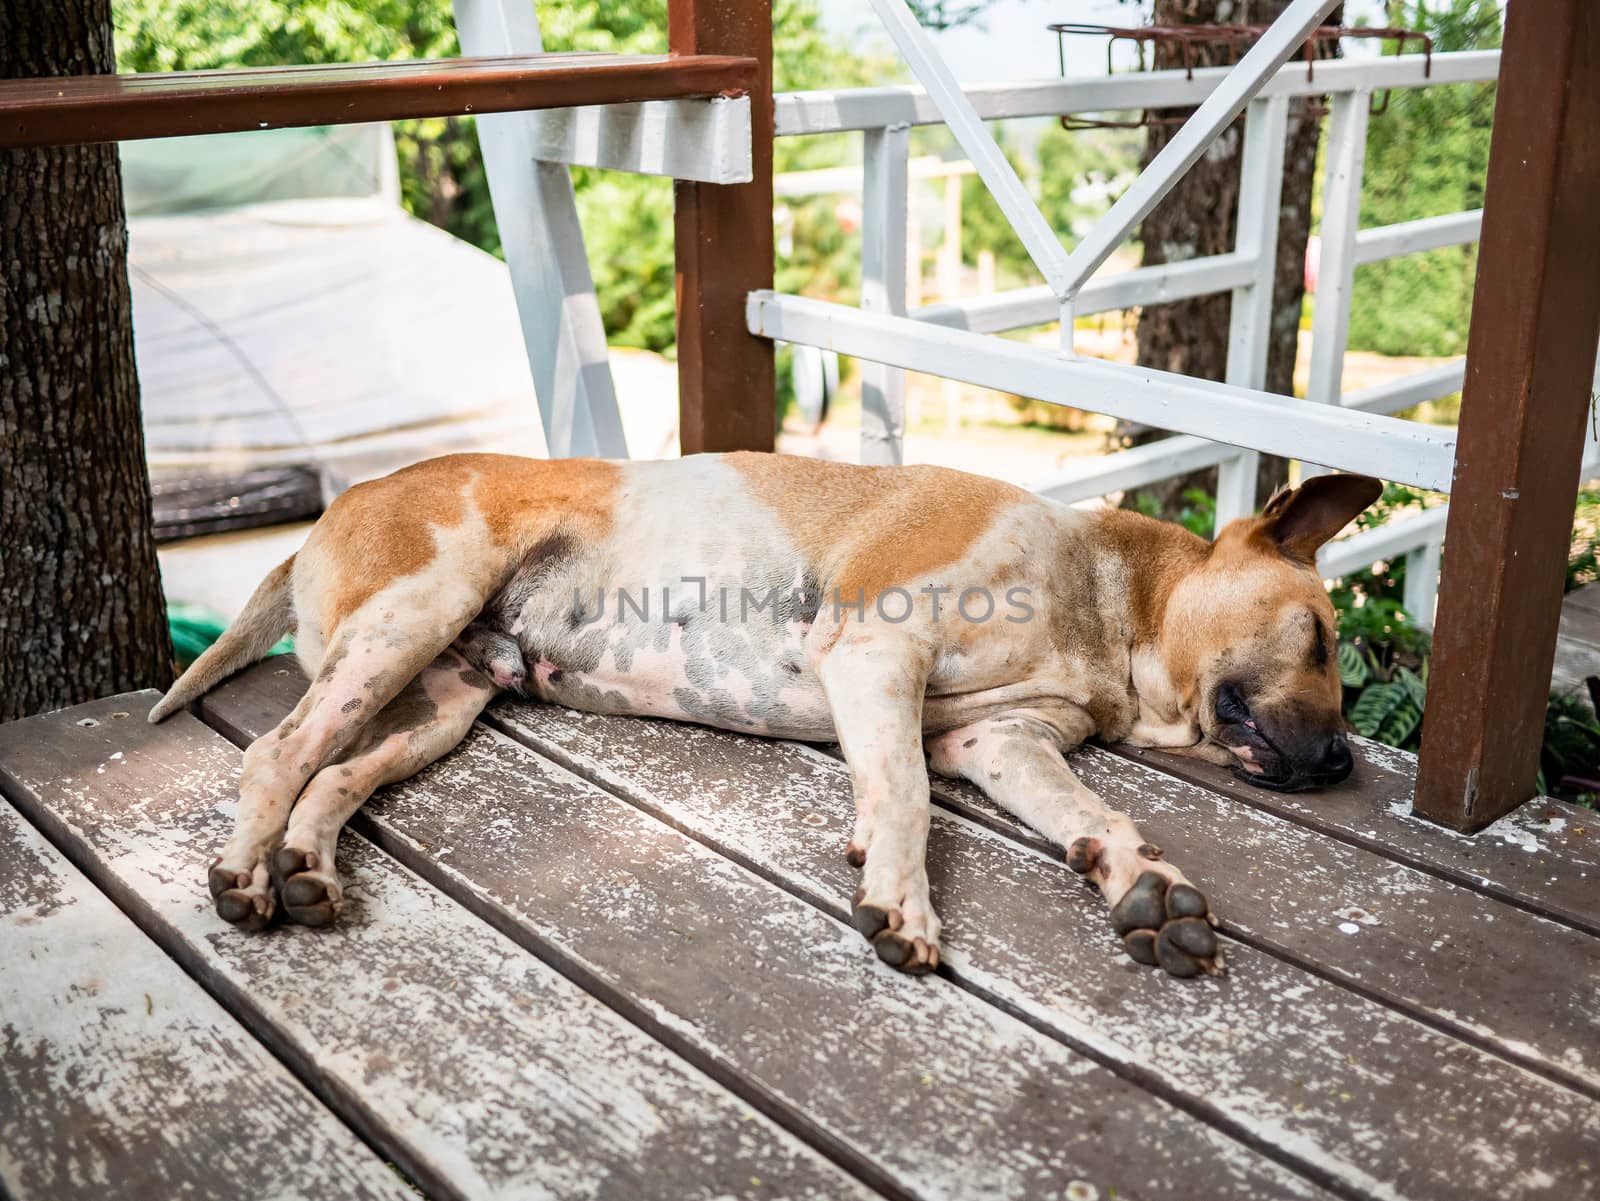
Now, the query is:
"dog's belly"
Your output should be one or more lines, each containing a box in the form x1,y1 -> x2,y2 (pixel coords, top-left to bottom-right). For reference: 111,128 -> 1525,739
498,458 -> 838,739
527,605 -> 837,739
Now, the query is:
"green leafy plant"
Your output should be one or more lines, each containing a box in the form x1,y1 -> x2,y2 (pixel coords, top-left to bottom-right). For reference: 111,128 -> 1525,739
1540,687 -> 1600,801
1133,486 -> 1216,540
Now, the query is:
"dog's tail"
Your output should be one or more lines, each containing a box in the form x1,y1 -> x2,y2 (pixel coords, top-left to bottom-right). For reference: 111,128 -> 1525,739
149,555 -> 296,723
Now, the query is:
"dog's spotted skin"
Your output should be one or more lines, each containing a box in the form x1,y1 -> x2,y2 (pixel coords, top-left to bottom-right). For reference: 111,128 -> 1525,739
156,452 -> 1378,979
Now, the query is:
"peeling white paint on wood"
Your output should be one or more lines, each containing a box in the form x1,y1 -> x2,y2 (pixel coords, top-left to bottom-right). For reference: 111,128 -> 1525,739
1115,736 -> 1600,939
0,698 -> 869,1201
0,802 -> 410,1201
483,701 -> 1600,1201
199,680 -> 1330,1201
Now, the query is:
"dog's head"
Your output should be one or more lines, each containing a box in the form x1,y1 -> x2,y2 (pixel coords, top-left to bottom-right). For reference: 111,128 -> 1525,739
1159,474 -> 1382,791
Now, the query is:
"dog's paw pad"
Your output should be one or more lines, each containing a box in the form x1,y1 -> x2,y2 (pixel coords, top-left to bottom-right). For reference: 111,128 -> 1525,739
1111,871 -> 1223,978
207,861 -> 247,899
280,872 -> 341,927
872,930 -> 939,974
851,889 -> 895,939
214,886 -> 273,932
1110,872 -> 1167,935
1066,836 -> 1102,876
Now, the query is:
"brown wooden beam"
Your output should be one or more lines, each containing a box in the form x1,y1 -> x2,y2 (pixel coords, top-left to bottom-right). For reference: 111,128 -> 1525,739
1414,0 -> 1600,831
0,53 -> 758,149
671,0 -> 776,454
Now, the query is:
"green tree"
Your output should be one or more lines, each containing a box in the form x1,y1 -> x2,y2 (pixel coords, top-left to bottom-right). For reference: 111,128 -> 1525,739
1346,0 -> 1501,357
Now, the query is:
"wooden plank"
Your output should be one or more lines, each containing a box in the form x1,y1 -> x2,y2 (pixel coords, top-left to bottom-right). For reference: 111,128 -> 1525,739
198,667 -> 1333,1201
455,697 -> 1600,1201
0,801 -> 412,1201
1103,738 -> 1600,940
670,0 -> 776,453
0,696 -> 873,1201
467,700 -> 1600,1196
0,53 -> 759,149
1415,0 -> 1600,829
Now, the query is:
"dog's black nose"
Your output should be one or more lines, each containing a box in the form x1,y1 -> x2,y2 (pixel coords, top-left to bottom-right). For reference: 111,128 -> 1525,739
1320,734 -> 1353,781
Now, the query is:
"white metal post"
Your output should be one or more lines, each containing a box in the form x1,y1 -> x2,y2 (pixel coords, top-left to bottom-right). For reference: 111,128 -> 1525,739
1404,541 -> 1442,629
451,0 -> 628,459
860,123 -> 911,465
1305,91 -> 1371,417
1216,94 -> 1290,526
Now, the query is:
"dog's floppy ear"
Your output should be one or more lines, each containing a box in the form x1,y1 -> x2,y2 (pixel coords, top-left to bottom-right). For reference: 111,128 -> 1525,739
1259,474 -> 1383,563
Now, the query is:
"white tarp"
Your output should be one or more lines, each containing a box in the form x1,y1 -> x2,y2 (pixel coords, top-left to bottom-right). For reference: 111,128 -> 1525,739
123,125 -> 548,494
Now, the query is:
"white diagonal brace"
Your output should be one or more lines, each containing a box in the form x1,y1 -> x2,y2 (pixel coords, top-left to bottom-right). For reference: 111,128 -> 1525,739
1058,0 -> 1341,301
452,0 -> 628,459
864,0 -> 1075,300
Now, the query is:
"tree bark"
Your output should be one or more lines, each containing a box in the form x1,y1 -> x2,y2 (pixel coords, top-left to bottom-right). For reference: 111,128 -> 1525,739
1,0 -> 173,720
1122,0 -> 1342,522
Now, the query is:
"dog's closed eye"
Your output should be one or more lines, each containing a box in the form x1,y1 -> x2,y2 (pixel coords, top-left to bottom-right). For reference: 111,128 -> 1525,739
1310,617 -> 1331,668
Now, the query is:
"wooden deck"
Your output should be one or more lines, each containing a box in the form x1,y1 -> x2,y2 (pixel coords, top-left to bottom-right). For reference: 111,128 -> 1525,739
2,656 -> 1597,1201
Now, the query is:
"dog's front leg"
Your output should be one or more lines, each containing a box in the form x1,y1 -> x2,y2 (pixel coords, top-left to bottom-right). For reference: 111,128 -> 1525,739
817,631 -> 941,974
927,715 -> 1224,978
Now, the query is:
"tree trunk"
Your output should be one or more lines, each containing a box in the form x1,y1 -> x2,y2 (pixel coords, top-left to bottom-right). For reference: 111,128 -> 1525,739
1122,0 -> 1343,524
1,1 -> 174,720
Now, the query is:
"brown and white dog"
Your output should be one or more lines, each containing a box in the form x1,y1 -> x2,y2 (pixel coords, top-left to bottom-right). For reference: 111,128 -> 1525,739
151,452 -> 1379,979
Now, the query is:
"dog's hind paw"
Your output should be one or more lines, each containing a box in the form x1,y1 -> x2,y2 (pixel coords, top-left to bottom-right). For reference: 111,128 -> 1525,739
1110,872 -> 1224,979
270,846 -> 344,927
208,859 -> 275,932
852,886 -> 941,974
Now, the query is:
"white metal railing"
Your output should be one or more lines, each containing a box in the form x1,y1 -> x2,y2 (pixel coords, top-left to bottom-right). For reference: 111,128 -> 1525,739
756,2 -> 1506,625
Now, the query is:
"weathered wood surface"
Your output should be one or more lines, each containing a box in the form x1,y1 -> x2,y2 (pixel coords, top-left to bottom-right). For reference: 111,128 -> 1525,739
0,695 -> 871,1201
1107,737 -> 1600,939
200,667 -> 1333,1201
477,702 -> 1600,1199
0,800 -> 411,1201
204,661 -> 1600,1200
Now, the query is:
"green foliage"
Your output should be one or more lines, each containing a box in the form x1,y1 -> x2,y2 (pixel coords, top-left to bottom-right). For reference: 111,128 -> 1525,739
113,0 -> 886,353
1327,480 -> 1600,803
1568,485 -> 1600,592
1132,486 -> 1215,539
1345,0 -> 1501,357
1541,690 -> 1600,802
955,122 -> 1139,292
904,0 -> 1012,30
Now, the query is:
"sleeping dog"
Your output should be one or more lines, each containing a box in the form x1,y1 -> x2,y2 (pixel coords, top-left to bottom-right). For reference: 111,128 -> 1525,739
152,453 -> 1377,979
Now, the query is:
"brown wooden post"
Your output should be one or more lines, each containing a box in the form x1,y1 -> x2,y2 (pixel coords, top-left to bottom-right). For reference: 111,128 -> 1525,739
670,0 -> 776,454
1413,0 -> 1600,831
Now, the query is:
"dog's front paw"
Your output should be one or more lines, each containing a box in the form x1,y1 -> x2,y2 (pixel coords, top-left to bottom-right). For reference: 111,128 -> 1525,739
1067,838 -> 1223,978
851,884 -> 941,974
1109,872 -> 1222,978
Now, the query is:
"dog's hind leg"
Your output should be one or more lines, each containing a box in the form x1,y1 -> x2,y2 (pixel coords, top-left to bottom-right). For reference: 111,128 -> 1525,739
927,713 -> 1224,979
817,631 -> 942,974
210,602 -> 479,929
270,649 -> 497,925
